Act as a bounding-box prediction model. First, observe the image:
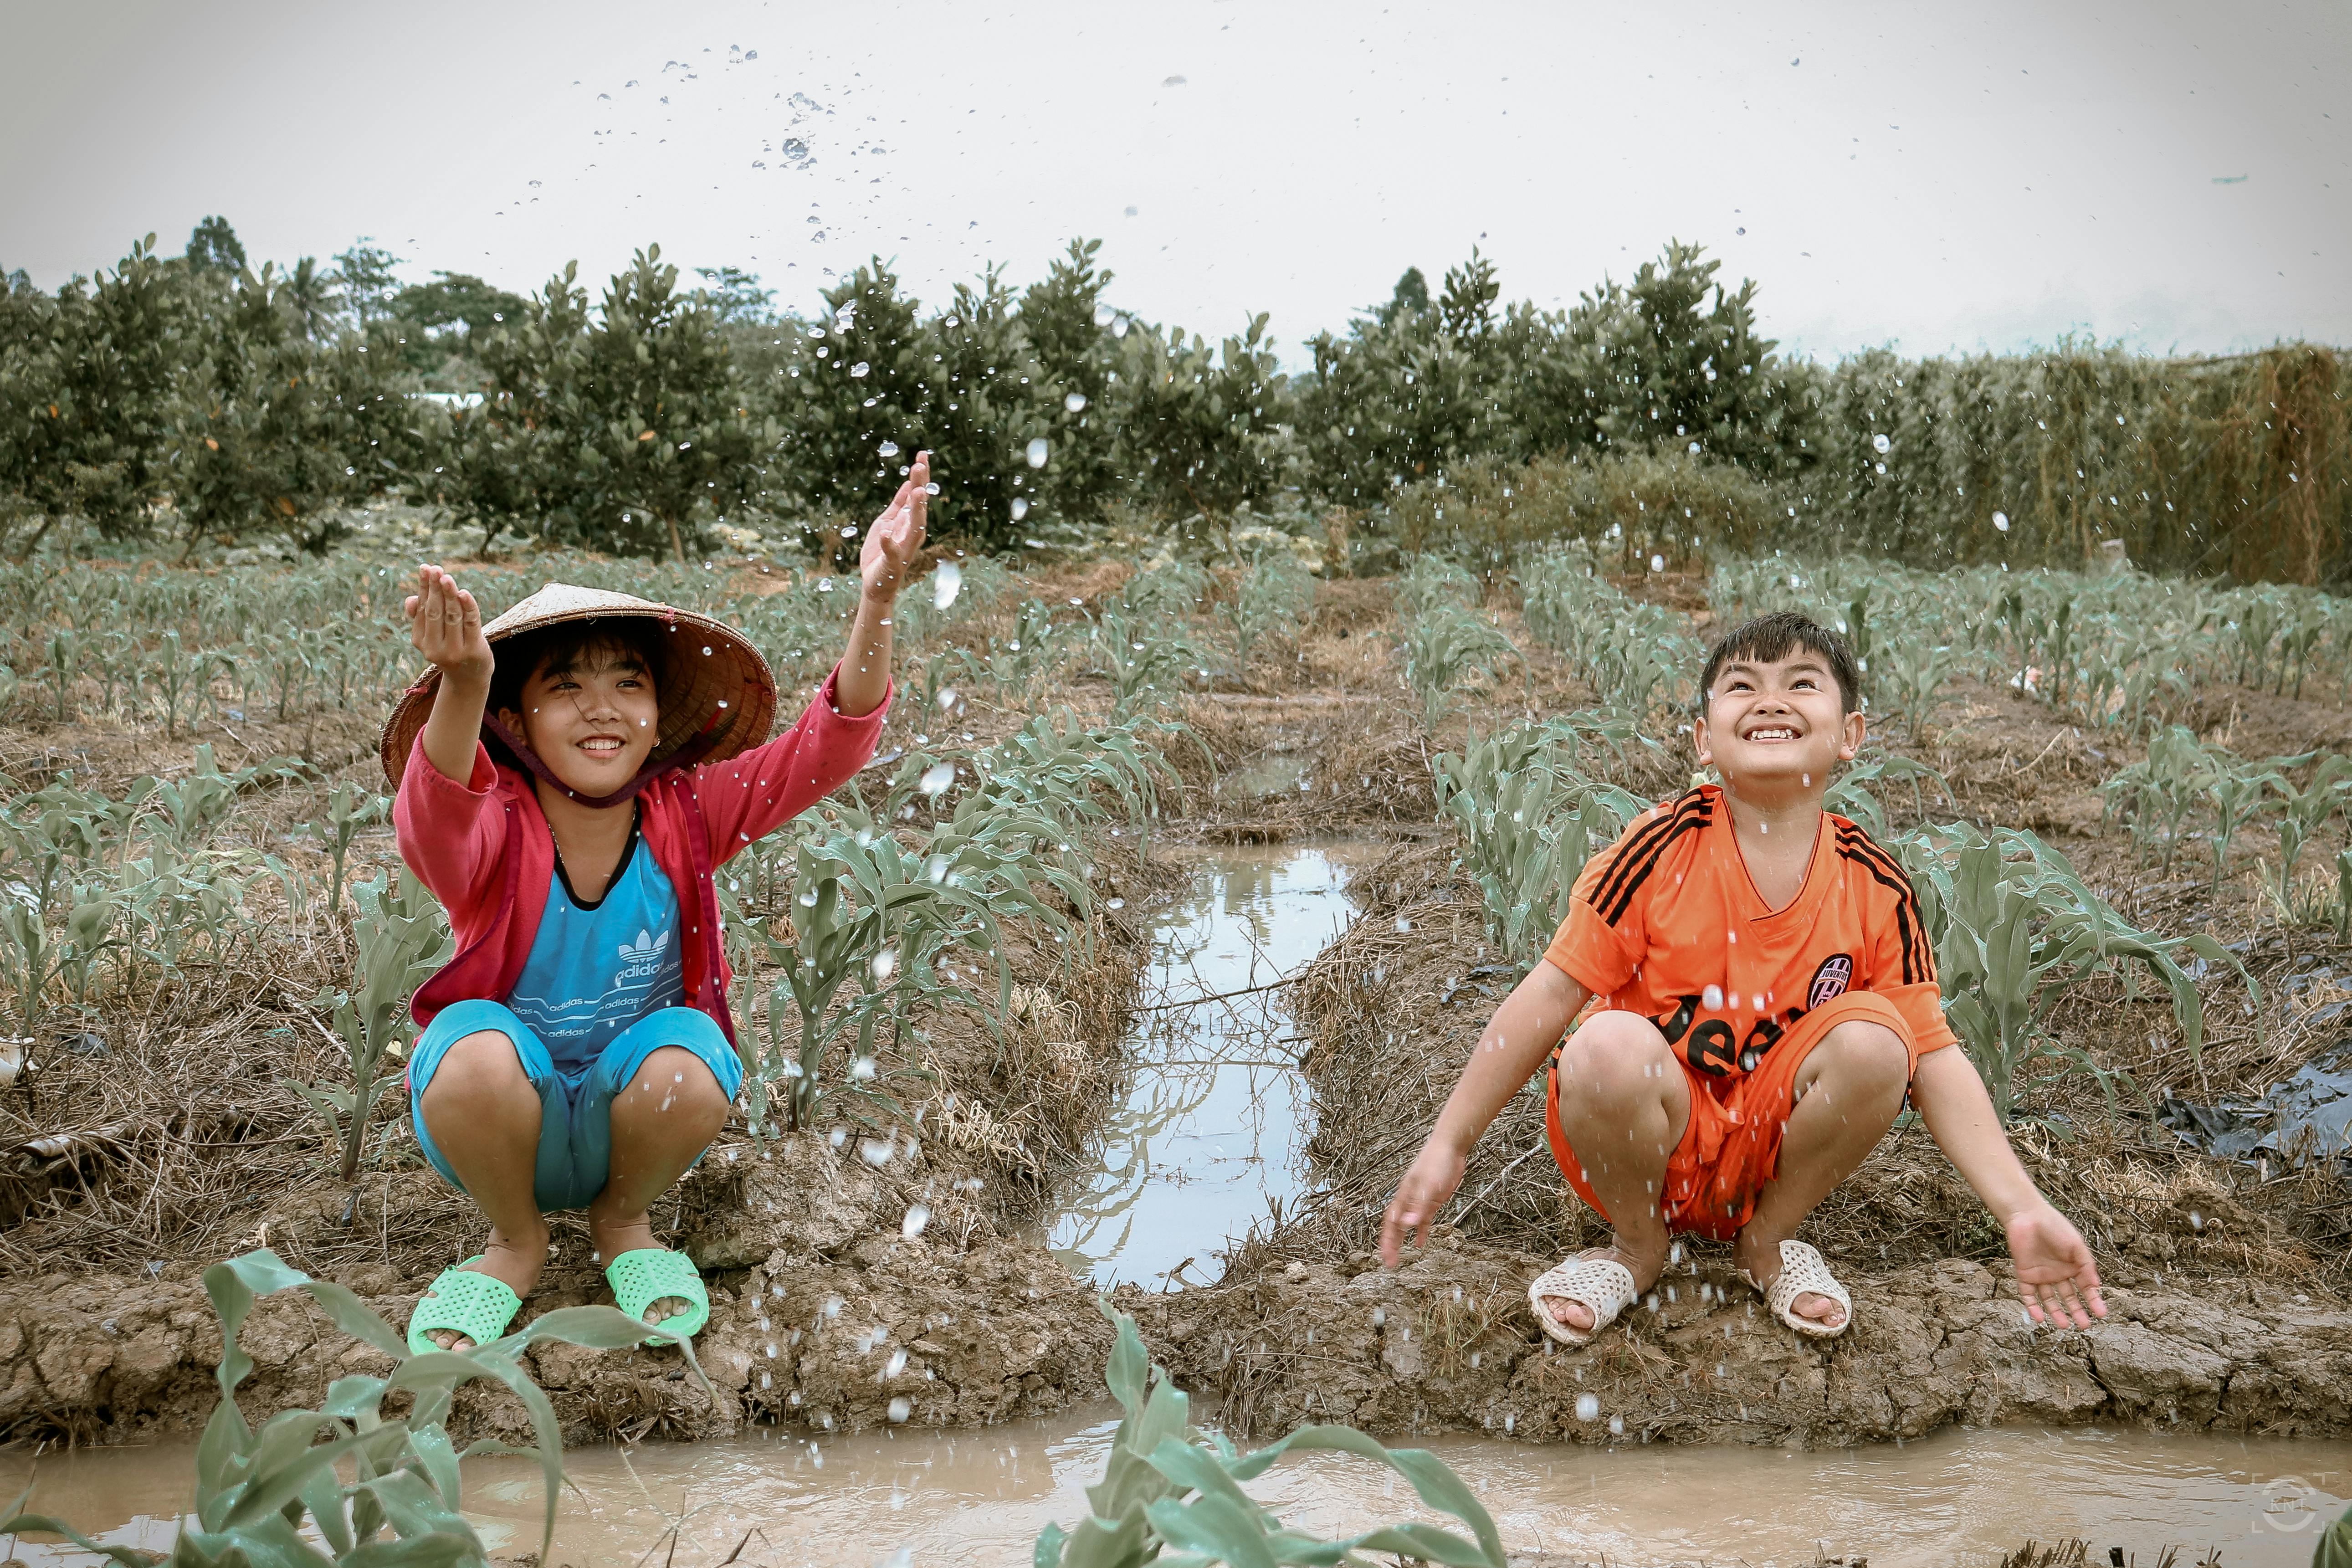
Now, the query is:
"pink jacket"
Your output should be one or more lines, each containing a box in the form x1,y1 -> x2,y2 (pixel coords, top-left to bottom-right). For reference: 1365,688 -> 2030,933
393,667 -> 890,1050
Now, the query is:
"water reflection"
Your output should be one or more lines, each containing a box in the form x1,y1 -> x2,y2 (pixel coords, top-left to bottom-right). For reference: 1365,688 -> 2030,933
1047,843 -> 1370,1286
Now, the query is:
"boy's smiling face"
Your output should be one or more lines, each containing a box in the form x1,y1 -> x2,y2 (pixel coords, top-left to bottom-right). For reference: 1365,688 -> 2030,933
1692,647 -> 1864,799
497,640 -> 661,796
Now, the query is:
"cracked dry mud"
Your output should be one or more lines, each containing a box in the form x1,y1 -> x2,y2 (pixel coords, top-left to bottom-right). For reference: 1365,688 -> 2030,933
4,1135 -> 2347,1451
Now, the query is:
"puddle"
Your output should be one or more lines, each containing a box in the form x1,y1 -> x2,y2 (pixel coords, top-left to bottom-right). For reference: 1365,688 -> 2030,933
1046,842 -> 1371,1288
13,1420 -> 2351,1568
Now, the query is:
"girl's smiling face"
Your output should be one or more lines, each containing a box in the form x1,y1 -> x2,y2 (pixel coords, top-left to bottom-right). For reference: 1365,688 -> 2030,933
497,641 -> 661,795
1692,648 -> 1864,794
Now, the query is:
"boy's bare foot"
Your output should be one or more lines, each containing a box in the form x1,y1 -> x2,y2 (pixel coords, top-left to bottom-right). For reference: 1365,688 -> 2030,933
1537,1241 -> 1667,1333
424,1220 -> 548,1351
590,1214 -> 694,1328
1734,1228 -> 1845,1329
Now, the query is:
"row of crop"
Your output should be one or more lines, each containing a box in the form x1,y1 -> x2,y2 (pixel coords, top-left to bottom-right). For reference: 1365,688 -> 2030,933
1712,554 -> 2352,738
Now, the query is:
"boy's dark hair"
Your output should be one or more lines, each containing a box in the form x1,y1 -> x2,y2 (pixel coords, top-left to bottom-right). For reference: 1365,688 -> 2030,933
488,620 -> 666,719
1696,611 -> 1862,716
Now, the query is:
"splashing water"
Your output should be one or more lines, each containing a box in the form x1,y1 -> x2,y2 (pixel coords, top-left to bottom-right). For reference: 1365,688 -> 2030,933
1872,433 -> 1892,454
1025,437 -> 1050,468
1010,497 -> 1030,521
1064,392 -> 1088,413
918,762 -> 956,798
1576,1394 -> 1601,1421
850,362 -> 870,378
933,560 -> 963,610
878,440 -> 901,458
901,1202 -> 931,1239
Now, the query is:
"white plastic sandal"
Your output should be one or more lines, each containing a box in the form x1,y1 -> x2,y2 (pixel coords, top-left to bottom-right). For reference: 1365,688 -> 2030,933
1526,1251 -> 1640,1348
1745,1239 -> 1853,1340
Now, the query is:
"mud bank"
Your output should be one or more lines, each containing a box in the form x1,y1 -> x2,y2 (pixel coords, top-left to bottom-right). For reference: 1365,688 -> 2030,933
10,1142 -> 2351,1451
1127,1227 -> 2352,1446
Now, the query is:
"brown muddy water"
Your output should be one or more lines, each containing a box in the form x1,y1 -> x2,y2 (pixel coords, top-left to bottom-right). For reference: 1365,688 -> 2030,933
13,1420 -> 2351,1567
1045,842 -> 1371,1286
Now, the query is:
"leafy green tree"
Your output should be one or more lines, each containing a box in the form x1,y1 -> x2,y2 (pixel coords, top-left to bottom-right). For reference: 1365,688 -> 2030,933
1298,252 -> 1521,504
695,265 -> 774,323
424,246 -> 776,560
168,264 -> 385,553
1554,239 -> 1809,475
1112,313 -> 1293,518
392,271 -> 529,347
279,256 -> 342,341
1378,266 -> 1430,325
1018,238 -> 1122,527
332,237 -> 404,325
185,215 -> 246,274
0,235 -> 196,551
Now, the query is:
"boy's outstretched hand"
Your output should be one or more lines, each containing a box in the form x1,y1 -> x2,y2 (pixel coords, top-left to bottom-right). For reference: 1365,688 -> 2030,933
861,451 -> 930,602
1379,1134 -> 1468,1267
2008,1201 -> 2106,1328
406,565 -> 492,684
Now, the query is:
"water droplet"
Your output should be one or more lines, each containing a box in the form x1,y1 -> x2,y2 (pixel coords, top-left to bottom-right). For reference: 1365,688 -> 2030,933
1025,437 -> 1050,468
1064,392 -> 1088,413
1107,897 -> 1125,910
933,560 -> 963,610
1609,1415 -> 1626,1436
1872,433 -> 1891,454
872,949 -> 898,982
1993,511 -> 2009,532
1576,1393 -> 1600,1421
1703,984 -> 1724,1009
878,440 -> 901,458
1649,554 -> 1665,572
925,853 -> 951,884
858,1136 -> 893,1166
851,362 -> 871,378
902,1203 -> 931,1238
849,1057 -> 876,1081
1372,1307 -> 1386,1327
1395,916 -> 1412,933
798,888 -> 819,907
1010,497 -> 1030,521
883,1348 -> 909,1378
919,761 -> 956,798
887,1396 -> 912,1423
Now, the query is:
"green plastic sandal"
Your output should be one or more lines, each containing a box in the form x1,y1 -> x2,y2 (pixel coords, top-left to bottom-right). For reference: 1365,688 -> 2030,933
605,1248 -> 709,1346
406,1258 -> 523,1356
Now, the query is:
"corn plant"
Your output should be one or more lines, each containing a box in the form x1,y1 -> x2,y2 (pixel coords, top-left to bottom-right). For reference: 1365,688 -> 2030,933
1874,638 -> 1962,735
1519,545 -> 1701,718
0,1247 -> 699,1568
1403,601 -> 1520,727
953,597 -> 1070,706
1397,554 -> 1481,616
296,869 -> 452,1183
1433,717 -> 1651,963
2101,728 -> 2225,872
313,780 -> 390,919
1224,547 -> 1315,667
1117,559 -> 1210,620
1033,1299 -> 1506,1568
1823,754 -> 1947,840
1888,823 -> 2246,1124
1091,603 -> 1206,718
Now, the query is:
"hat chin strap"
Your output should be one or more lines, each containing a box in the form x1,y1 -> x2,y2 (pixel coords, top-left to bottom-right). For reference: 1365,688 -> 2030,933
482,709 -> 732,809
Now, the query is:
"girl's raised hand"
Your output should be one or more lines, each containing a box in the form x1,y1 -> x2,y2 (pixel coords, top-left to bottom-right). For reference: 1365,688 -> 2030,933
405,565 -> 493,684
860,451 -> 931,602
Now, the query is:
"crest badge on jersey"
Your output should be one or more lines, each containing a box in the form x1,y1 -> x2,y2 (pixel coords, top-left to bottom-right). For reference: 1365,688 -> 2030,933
1807,953 -> 1854,1009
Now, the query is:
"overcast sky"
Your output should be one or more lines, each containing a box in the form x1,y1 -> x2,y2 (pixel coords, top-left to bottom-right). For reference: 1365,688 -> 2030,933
4,0 -> 2345,367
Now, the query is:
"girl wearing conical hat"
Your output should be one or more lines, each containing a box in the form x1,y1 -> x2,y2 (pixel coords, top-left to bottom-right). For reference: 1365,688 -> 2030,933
383,455 -> 929,1354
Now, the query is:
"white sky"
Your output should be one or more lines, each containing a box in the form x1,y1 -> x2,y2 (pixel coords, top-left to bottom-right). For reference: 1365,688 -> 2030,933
3,0 -> 2346,368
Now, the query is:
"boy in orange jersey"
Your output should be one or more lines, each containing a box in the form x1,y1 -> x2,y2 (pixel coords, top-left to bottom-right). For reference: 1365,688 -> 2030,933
1380,612 -> 2106,1343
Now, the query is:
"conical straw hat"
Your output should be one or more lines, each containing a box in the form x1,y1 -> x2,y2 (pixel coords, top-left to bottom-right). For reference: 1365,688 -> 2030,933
379,582 -> 778,792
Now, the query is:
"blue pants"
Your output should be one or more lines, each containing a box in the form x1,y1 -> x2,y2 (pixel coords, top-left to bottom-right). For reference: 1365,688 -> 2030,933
409,999 -> 743,1213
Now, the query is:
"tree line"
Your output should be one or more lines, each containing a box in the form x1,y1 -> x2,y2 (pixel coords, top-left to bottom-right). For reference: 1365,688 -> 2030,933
3,216 -> 2345,582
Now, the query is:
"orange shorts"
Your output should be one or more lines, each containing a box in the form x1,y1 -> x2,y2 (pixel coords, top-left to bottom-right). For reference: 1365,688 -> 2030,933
1544,991 -> 1919,1242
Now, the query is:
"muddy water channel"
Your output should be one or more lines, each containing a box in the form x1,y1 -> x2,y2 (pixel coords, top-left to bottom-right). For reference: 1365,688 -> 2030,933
18,1424 -> 2352,1567
1046,841 -> 1369,1286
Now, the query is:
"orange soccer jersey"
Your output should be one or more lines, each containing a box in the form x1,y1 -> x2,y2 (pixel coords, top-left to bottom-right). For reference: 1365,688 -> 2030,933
1541,784 -> 1956,1237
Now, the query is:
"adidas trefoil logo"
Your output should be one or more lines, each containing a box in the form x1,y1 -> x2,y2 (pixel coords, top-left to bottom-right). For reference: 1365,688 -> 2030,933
616,927 -> 671,983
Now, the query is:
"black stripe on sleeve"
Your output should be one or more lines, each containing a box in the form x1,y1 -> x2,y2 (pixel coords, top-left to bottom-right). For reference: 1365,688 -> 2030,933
1834,827 -> 1932,986
1598,794 -> 1715,927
